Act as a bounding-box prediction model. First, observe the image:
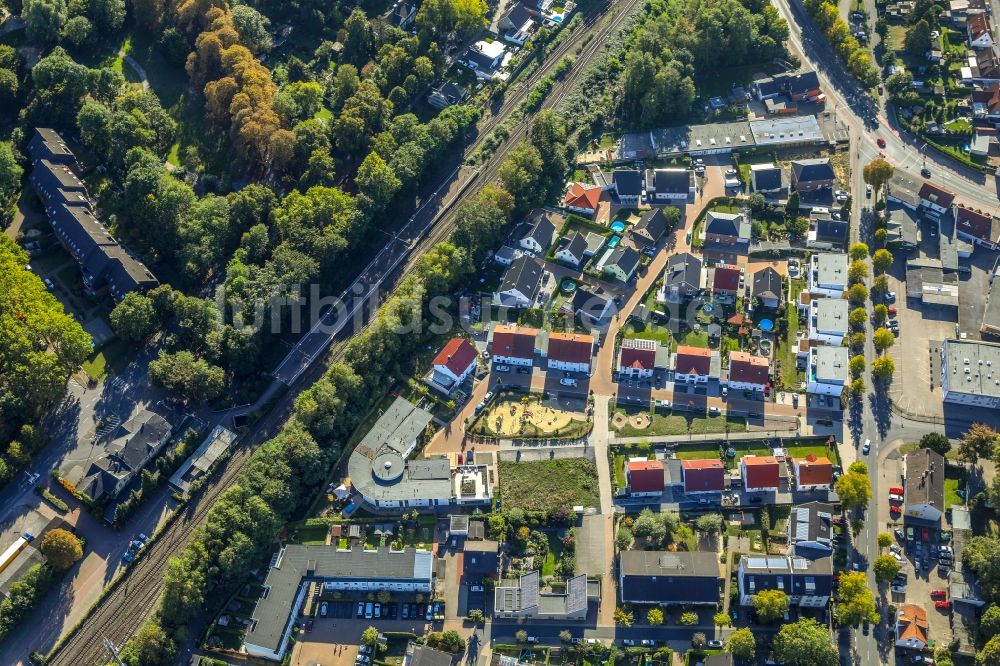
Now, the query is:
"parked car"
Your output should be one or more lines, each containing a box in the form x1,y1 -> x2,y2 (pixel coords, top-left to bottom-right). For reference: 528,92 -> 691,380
320,602 -> 328,617
707,640 -> 724,649
930,590 -> 947,600
921,167 -> 931,177
357,602 -> 365,618
863,439 -> 871,455
365,602 -> 373,619
374,603 -> 381,619
622,640 -> 636,646
495,365 -> 510,373
877,137 -> 886,148
559,378 -> 578,387
934,600 -> 951,610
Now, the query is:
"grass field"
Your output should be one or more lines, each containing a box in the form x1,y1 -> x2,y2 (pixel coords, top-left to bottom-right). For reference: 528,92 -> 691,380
81,338 -> 131,382
611,408 -> 747,437
498,458 -> 600,512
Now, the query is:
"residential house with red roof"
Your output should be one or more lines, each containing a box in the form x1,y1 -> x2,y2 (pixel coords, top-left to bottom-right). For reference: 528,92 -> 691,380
918,182 -> 956,216
711,265 -> 742,297
953,205 -> 999,249
793,454 -> 834,491
626,459 -> 665,497
968,12 -> 994,48
545,332 -> 594,373
431,338 -> 479,392
563,182 -> 602,216
681,459 -> 726,494
490,324 -> 537,367
741,455 -> 780,492
671,346 -> 720,384
895,604 -> 929,651
727,352 -> 770,393
618,338 -> 669,379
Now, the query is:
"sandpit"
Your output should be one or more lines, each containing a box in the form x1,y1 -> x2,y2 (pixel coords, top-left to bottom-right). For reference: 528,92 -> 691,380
484,397 -> 583,437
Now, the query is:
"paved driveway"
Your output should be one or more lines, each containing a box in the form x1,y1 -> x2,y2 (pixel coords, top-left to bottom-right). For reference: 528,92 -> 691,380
575,513 -> 606,577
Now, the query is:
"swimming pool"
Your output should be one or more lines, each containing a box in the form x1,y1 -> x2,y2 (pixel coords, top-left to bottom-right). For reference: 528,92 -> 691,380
759,319 -> 775,332
610,220 -> 625,233
551,13 -> 564,22
607,234 -> 621,248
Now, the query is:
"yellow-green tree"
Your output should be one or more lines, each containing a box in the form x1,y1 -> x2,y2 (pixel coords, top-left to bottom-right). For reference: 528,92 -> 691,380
752,589 -> 789,623
863,158 -> 894,200
40,528 -> 83,571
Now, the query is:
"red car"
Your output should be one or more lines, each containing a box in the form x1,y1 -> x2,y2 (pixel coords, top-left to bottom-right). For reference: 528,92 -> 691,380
934,600 -> 952,610
930,590 -> 947,600
922,528 -> 930,542
890,505 -> 902,517
877,137 -> 887,148
888,306 -> 897,316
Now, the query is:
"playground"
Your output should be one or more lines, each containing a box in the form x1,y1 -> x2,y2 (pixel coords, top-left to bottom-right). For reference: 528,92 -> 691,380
471,394 -> 590,439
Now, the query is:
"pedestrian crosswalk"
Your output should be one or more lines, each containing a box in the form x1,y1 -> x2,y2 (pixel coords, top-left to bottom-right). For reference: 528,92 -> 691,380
94,415 -> 121,439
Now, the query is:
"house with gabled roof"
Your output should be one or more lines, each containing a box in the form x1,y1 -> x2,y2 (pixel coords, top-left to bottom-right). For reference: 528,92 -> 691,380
600,246 -> 641,282
711,264 -> 741,296
658,252 -> 703,302
563,182 -> 602,216
793,456 -> 834,491
672,346 -> 720,384
737,555 -> 833,608
612,169 -> 642,205
752,267 -> 782,308
518,211 -> 557,254
918,182 -> 957,216
619,551 -> 722,606
953,205 -> 1000,249
741,455 -> 780,491
903,448 -> 945,524
787,501 -> 834,555
727,352 -> 770,393
790,158 -> 835,192
618,338 -> 668,378
385,1 -> 417,28
646,168 -> 695,202
545,333 -> 593,373
428,81 -> 469,110
631,208 -> 668,247
554,231 -> 589,267
681,459 -> 725,494
490,324 -> 537,366
493,255 -> 545,309
968,12 -> 994,48
431,338 -> 478,392
703,211 -> 751,245
895,604 -> 929,650
565,288 -> 616,328
627,459 -> 665,496
750,164 -> 785,195
498,2 -> 536,44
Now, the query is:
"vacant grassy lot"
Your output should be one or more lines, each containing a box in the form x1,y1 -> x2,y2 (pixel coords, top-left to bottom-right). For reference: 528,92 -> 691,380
499,458 -> 600,512
611,408 -> 746,437
81,338 -> 131,382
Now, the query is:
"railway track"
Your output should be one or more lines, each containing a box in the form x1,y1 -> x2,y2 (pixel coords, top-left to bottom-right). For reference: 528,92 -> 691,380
46,3 -> 641,664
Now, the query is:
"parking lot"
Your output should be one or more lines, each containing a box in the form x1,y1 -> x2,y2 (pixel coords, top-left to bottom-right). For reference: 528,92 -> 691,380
291,614 -> 435,666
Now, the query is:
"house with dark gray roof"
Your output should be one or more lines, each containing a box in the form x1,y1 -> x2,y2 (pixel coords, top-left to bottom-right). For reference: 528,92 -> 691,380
631,209 -> 668,247
564,287 -> 616,327
385,1 -> 417,28
903,448 -> 945,524
244,546 -> 434,661
808,218 -> 849,249
498,2 -> 536,44
518,212 -> 557,254
404,644 -> 453,666
554,231 -> 589,267
646,168 -> 695,202
659,252 -> 703,302
619,551 -> 722,605
612,169 -> 642,205
750,164 -> 785,194
77,409 -> 174,504
600,245 -> 641,282
787,502 -> 835,556
493,255 -> 545,308
494,570 -> 596,620
428,81 -> 469,110
752,267 -> 782,309
703,211 -> 751,245
791,158 -> 835,192
29,128 -> 158,301
737,555 -> 833,608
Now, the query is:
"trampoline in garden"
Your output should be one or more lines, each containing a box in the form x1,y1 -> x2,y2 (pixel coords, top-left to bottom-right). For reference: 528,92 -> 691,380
610,220 -> 626,233
703,303 -> 714,314
759,319 -> 775,332
560,279 -> 578,294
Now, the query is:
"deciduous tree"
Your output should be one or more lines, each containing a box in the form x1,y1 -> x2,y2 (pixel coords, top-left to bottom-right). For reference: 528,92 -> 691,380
773,618 -> 838,666
40,528 -> 82,570
835,470 -> 871,511
752,589 -> 788,623
873,554 -> 901,582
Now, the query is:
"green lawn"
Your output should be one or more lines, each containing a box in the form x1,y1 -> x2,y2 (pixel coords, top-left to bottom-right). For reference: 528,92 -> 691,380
677,330 -> 709,349
777,279 -> 806,390
673,443 -> 723,460
944,478 -> 963,509
498,458 -> 600,512
611,408 -> 747,437
81,338 -> 132,382
624,321 -> 673,345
